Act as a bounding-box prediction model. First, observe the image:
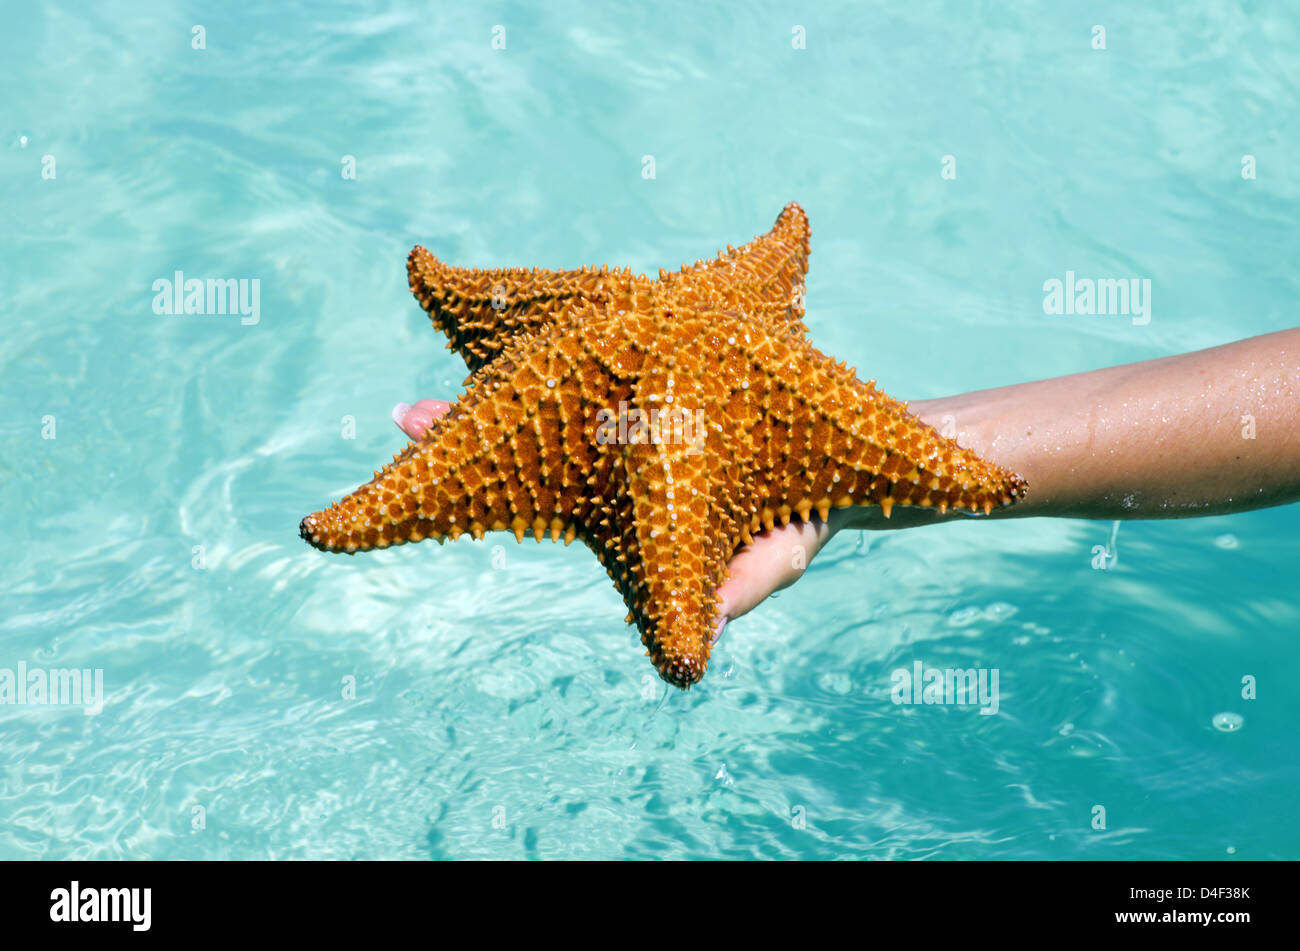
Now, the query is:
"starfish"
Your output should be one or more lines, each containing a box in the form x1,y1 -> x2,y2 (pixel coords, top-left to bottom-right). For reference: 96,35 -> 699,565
301,204 -> 1027,687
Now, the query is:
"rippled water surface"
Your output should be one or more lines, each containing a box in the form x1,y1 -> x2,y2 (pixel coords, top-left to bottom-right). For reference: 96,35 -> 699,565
3,1 -> 1299,859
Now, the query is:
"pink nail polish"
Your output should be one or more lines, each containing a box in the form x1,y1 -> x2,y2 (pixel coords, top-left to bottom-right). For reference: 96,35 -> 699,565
391,402 -> 412,427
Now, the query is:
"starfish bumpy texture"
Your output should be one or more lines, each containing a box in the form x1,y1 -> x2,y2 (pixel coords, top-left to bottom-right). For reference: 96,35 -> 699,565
301,204 -> 1027,687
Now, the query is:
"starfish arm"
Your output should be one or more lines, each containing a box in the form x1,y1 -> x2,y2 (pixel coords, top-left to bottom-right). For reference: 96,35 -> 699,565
300,322 -> 608,552
588,340 -> 756,688
667,202 -> 812,332
621,435 -> 738,688
407,247 -> 651,371
743,335 -> 1027,527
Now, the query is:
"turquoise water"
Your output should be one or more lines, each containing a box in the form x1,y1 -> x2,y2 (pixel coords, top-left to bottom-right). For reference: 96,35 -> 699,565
3,1 -> 1298,859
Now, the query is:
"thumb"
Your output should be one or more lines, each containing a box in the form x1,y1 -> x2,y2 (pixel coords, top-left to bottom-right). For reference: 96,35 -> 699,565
714,516 -> 833,629
392,398 -> 452,439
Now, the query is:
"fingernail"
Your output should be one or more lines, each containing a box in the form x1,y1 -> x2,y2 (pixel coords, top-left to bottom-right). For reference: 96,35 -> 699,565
391,402 -> 412,428
711,616 -> 728,645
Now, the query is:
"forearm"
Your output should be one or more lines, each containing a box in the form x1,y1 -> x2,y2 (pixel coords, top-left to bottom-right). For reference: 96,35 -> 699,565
842,328 -> 1300,528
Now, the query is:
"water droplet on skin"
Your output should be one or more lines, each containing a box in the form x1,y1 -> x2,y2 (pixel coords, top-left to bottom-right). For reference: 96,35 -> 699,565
1212,711 -> 1244,732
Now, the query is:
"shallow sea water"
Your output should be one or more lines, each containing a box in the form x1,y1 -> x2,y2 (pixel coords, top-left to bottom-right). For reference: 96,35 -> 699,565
2,1 -> 1299,859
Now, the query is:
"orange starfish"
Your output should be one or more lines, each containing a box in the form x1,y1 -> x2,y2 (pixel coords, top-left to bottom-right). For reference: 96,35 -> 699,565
301,204 -> 1026,687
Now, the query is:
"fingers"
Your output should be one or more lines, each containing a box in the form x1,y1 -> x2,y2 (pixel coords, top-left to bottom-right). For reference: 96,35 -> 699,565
714,516 -> 835,635
392,399 -> 452,439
